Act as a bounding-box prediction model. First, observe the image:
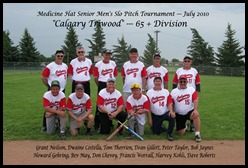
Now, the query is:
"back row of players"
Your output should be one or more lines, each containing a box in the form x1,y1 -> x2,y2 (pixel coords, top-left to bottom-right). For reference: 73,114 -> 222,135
41,47 -> 201,142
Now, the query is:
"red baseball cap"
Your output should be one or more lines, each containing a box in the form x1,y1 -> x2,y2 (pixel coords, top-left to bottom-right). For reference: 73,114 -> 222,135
179,74 -> 187,80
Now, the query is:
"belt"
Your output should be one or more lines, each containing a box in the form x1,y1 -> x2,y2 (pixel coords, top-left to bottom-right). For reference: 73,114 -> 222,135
74,80 -> 89,84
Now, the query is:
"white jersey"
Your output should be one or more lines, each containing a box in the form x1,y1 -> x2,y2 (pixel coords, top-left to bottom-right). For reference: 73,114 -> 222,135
172,67 -> 200,89
66,92 -> 92,115
94,60 -> 118,82
97,88 -> 124,113
170,86 -> 198,115
68,57 -> 93,82
121,61 -> 148,93
146,88 -> 172,115
146,65 -> 168,90
41,62 -> 68,91
43,91 -> 66,110
126,94 -> 150,125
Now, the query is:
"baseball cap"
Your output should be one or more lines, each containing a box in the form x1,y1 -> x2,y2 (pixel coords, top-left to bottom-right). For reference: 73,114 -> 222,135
51,80 -> 60,88
107,78 -> 116,83
179,74 -> 187,80
183,56 -> 192,60
153,53 -> 161,59
129,48 -> 138,53
103,49 -> 112,54
75,84 -> 84,90
130,83 -> 141,89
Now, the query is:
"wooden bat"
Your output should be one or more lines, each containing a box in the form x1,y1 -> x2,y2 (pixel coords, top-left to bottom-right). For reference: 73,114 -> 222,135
115,119 -> 144,141
105,110 -> 136,141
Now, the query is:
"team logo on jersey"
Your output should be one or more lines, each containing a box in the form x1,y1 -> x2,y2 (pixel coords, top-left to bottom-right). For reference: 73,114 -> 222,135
176,94 -> 190,102
149,72 -> 161,78
104,98 -> 117,105
101,69 -> 113,76
151,96 -> 165,104
76,67 -> 88,74
133,105 -> 143,110
72,103 -> 85,110
50,101 -> 60,109
55,70 -> 67,77
126,68 -> 139,75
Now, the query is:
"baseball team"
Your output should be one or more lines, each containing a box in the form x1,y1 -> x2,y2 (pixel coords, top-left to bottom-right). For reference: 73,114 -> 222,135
41,47 -> 201,142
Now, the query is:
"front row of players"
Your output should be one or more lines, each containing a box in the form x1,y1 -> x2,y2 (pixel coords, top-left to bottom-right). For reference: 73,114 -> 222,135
43,76 -> 201,142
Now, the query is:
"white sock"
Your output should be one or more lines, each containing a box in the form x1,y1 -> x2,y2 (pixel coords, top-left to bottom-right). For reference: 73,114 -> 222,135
195,131 -> 200,136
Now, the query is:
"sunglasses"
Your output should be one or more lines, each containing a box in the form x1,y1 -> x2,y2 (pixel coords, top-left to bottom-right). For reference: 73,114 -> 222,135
56,55 -> 64,58
184,60 -> 191,62
179,80 -> 187,84
77,51 -> 84,54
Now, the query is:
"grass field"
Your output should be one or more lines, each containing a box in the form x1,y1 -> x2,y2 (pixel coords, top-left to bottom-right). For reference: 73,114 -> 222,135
3,70 -> 245,141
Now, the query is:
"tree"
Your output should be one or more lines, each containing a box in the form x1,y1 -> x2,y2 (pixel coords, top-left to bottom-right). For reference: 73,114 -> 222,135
112,35 -> 132,71
19,28 -> 40,65
85,20 -> 106,63
61,27 -> 82,65
215,23 -> 244,76
3,30 -> 20,62
187,28 -> 216,66
140,33 -> 160,67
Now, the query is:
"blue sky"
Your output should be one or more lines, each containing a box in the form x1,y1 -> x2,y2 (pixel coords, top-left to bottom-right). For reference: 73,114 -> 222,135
3,3 -> 245,61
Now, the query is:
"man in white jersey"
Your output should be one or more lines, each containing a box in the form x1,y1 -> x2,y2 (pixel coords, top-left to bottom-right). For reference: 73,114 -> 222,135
97,78 -> 127,135
66,84 -> 94,136
172,56 -> 201,132
146,76 -> 175,141
41,50 -> 68,131
170,74 -> 201,142
122,48 -> 148,109
146,53 -> 169,91
68,46 -> 93,96
126,83 -> 152,138
93,49 -> 118,132
43,80 -> 67,139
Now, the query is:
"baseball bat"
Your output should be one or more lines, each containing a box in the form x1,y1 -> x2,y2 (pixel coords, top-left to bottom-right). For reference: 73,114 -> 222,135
105,110 -> 137,141
115,119 -> 144,141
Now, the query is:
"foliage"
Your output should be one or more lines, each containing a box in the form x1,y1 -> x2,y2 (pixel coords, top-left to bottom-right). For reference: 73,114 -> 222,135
215,23 -> 245,76
3,30 -> 20,62
112,35 -> 132,71
139,33 -> 161,67
85,20 -> 106,63
61,27 -> 82,65
187,28 -> 216,66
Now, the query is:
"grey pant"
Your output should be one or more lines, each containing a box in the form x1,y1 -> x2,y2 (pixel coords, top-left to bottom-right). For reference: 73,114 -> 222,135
46,113 -> 66,134
128,116 -> 145,136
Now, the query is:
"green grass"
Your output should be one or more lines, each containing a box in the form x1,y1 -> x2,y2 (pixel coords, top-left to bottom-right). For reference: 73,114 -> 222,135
3,70 -> 245,141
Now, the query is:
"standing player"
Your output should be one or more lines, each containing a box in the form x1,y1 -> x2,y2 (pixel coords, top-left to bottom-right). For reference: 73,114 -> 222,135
93,49 -> 118,132
43,80 -> 67,139
41,49 -> 68,131
68,46 -> 93,96
122,48 -> 148,108
146,76 -> 175,141
146,53 -> 169,91
126,83 -> 152,138
97,78 -> 127,135
172,56 -> 201,132
66,84 -> 94,136
170,74 -> 201,142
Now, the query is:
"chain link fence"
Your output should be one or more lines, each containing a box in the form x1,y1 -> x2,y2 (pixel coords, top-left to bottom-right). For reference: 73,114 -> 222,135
3,62 -> 245,76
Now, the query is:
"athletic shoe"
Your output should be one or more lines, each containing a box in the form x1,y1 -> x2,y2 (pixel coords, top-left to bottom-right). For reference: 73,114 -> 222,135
167,134 -> 174,141
195,135 -> 201,142
60,132 -> 66,140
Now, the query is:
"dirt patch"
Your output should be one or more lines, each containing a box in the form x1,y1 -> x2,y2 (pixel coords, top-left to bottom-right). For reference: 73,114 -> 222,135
3,140 -> 245,165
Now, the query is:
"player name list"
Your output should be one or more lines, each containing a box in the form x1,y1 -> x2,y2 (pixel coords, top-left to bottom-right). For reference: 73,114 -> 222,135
33,144 -> 216,160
